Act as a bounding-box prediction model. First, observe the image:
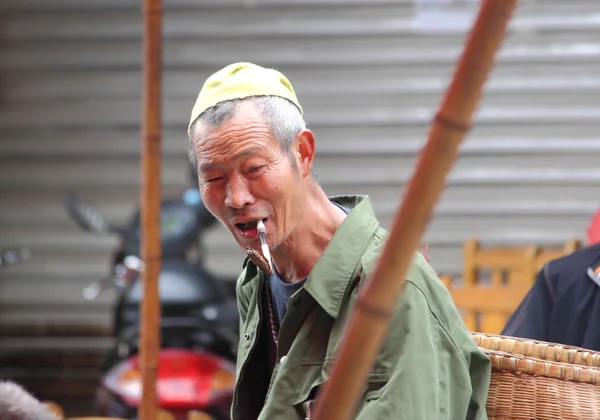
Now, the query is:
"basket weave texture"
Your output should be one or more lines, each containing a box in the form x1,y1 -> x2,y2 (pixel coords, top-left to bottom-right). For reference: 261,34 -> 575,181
472,333 -> 600,419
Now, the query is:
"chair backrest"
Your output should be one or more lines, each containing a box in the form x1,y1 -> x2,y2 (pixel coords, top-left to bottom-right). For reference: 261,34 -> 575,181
438,274 -> 454,289
534,239 -> 581,270
448,238 -> 581,334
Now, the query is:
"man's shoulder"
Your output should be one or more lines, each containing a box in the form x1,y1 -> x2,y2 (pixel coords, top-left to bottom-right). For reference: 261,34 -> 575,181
357,228 -> 440,295
543,242 -> 600,296
357,226 -> 388,272
357,234 -> 476,351
548,242 -> 600,274
356,231 -> 446,314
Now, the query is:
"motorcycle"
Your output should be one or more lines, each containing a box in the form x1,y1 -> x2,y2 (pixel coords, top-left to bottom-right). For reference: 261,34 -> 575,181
0,247 -> 31,268
63,184 -> 239,420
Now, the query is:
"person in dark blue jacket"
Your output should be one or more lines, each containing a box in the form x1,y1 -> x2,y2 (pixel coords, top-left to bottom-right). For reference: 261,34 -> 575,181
502,242 -> 600,350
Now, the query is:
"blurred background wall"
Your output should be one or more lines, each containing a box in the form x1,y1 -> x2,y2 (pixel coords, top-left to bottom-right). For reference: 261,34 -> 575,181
1,0 -> 599,415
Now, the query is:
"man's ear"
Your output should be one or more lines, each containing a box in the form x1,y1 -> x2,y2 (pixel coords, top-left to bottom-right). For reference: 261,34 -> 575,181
295,129 -> 316,178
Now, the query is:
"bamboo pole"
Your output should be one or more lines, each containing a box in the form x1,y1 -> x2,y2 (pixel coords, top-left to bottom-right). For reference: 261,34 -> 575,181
139,0 -> 163,418
311,2 -> 519,419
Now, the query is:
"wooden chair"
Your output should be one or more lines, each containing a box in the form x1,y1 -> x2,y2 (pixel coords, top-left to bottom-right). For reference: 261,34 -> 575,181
534,238 -> 580,270
446,238 -> 581,334
438,274 -> 454,289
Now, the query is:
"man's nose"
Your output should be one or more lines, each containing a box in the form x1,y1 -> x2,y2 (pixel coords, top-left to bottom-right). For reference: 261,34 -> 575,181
225,175 -> 254,209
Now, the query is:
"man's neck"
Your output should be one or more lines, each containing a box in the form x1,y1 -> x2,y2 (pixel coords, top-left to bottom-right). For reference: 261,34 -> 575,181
271,188 -> 347,284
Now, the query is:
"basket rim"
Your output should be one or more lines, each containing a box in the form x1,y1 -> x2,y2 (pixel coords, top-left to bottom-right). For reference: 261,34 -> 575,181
472,332 -> 600,355
472,332 -> 600,367
484,348 -> 600,384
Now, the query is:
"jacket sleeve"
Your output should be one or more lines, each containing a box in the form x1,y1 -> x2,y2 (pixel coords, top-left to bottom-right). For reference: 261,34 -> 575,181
501,263 -> 554,341
354,281 -> 490,420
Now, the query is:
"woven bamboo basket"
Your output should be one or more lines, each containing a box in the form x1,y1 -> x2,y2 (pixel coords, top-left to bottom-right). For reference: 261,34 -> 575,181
472,333 -> 600,419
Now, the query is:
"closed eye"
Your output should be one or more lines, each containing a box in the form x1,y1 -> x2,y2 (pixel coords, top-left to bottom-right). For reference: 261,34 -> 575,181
206,176 -> 224,183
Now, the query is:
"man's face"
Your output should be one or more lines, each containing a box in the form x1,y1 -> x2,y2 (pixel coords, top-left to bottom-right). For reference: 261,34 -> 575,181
191,101 -> 307,252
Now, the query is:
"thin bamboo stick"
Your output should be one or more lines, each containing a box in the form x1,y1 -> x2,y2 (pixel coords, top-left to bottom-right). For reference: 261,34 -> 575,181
311,2 -> 519,419
139,0 -> 163,418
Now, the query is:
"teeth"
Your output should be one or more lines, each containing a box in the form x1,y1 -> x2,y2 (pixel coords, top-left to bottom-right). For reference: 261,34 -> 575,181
238,221 -> 258,230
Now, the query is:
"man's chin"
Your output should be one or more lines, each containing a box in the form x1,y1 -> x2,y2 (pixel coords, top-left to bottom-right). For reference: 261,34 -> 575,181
227,224 -> 278,250
234,236 -> 278,255
233,234 -> 260,249
237,240 -> 260,251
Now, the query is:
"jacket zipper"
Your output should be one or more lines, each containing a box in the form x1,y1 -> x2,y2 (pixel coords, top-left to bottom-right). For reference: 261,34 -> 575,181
232,271 -> 266,420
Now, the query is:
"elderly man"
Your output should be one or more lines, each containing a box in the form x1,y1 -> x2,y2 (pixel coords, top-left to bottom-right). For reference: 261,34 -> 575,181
187,62 -> 491,420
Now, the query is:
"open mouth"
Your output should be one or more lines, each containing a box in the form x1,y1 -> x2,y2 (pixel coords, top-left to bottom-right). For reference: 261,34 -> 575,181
235,218 -> 268,238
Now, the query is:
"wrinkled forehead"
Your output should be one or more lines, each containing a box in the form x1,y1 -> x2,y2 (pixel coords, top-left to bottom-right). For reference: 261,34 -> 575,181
193,120 -> 275,154
198,146 -> 269,173
194,130 -> 280,175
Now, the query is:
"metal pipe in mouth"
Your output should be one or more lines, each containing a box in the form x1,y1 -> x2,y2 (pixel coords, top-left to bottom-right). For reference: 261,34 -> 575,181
256,220 -> 272,273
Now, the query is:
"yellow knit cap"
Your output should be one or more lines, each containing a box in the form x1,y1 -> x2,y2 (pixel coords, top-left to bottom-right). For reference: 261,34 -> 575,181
188,62 -> 303,135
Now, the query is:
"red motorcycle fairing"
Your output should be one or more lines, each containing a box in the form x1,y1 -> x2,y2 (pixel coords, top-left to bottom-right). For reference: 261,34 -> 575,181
101,349 -> 235,414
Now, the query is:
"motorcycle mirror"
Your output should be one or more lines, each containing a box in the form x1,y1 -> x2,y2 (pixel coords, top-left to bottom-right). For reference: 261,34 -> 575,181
0,247 -> 31,268
182,188 -> 218,230
82,281 -> 104,301
63,191 -> 116,235
82,275 -> 114,300
123,255 -> 145,272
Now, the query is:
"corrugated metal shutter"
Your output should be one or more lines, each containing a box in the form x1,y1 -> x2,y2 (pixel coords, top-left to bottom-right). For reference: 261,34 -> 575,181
1,0 -> 599,343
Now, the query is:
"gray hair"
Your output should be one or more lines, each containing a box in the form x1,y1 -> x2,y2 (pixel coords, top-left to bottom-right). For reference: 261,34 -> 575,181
0,381 -> 59,420
188,95 -> 306,170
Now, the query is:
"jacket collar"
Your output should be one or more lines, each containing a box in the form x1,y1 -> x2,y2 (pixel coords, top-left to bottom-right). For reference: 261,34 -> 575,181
241,195 -> 381,319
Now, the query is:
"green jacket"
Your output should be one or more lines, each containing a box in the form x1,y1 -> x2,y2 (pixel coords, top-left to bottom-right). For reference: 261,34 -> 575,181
232,195 -> 491,420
